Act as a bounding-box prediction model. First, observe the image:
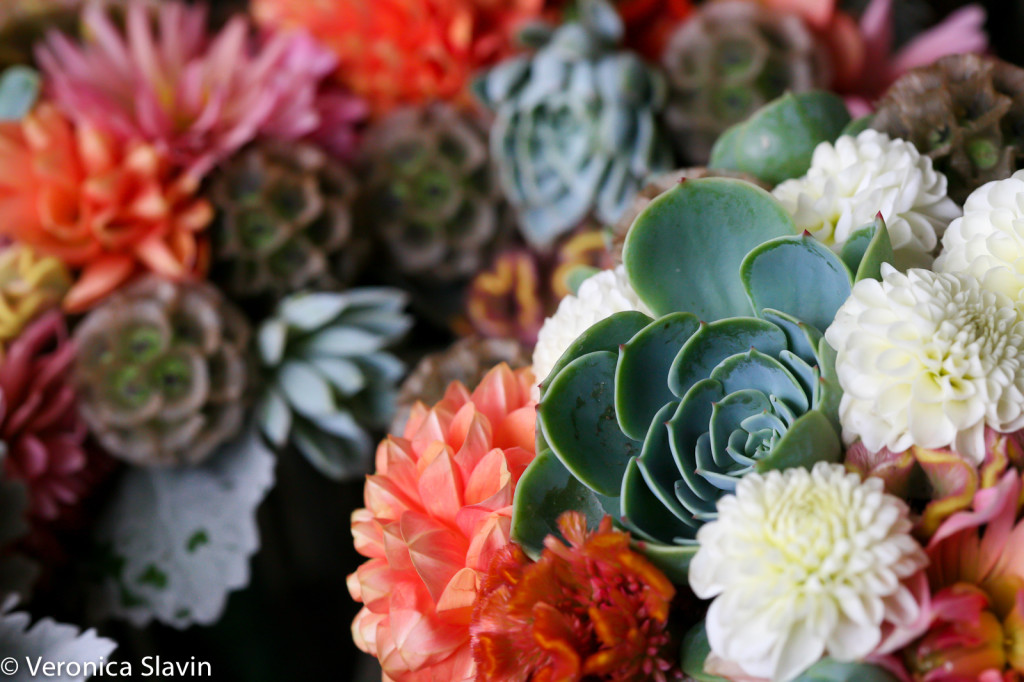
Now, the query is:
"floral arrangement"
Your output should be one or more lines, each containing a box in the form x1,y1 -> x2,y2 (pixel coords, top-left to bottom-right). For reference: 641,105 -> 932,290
0,0 -> 1016,678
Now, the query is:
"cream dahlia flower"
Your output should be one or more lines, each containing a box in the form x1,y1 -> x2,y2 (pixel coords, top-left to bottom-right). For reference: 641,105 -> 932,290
531,266 -> 650,383
825,266 -> 1024,463
935,170 -> 1024,310
689,462 -> 927,682
773,129 -> 960,269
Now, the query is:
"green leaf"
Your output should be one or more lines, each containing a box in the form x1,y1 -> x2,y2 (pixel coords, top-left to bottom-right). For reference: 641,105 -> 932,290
709,91 -> 851,185
539,351 -> 641,497
539,310 -> 652,393
565,265 -> 600,294
741,234 -> 852,333
794,659 -> 901,682
624,178 -> 795,319
815,336 -> 842,429
257,319 -> 287,366
709,349 -> 809,414
310,357 -> 366,396
0,67 -> 40,121
256,388 -> 291,447
511,448 -> 619,558
754,409 -> 841,473
851,214 -> 894,282
279,293 -> 348,330
301,326 -> 386,357
277,361 -> 336,417
637,541 -> 697,585
291,421 -> 364,480
841,115 -> 874,138
636,401 -> 698,529
680,623 -> 728,681
670,317 -> 788,398
615,312 -> 700,440
622,456 -> 697,546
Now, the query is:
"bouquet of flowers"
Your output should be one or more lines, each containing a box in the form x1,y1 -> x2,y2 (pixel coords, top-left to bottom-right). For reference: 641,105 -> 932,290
347,37 -> 1024,682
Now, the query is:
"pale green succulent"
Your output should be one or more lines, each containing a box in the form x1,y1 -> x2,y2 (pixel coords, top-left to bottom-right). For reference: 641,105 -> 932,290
513,177 -> 894,582
256,289 -> 412,480
474,0 -> 672,248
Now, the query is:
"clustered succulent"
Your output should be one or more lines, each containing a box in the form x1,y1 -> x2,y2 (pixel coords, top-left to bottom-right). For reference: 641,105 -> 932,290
661,0 -> 830,164
209,141 -> 366,303
514,178 -> 895,581
872,54 -> 1024,204
73,277 -> 251,468
475,0 -> 672,247
256,289 -> 411,480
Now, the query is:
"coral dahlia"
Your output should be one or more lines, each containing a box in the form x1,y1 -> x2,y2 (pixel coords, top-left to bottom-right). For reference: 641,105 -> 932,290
470,512 -> 680,682
348,364 -> 537,681
0,104 -> 212,312
37,0 -> 345,175
252,0 -> 546,115
0,311 -> 91,522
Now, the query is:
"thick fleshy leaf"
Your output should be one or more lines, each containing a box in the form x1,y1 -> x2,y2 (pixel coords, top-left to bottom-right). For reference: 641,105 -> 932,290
257,388 -> 291,447
539,310 -> 652,393
511,449 -> 619,558
814,337 -> 842,429
621,457 -> 696,545
639,542 -> 697,588
300,326 -> 386,357
793,659 -> 900,682
844,215 -> 894,282
616,312 -> 700,440
278,361 -> 336,417
754,410 -> 841,474
292,419 -> 369,480
681,623 -> 728,682
278,293 -> 348,330
539,351 -> 641,497
311,357 -> 366,396
710,349 -> 809,415
257,319 -> 287,365
709,91 -> 851,185
668,380 -> 726,510
670,318 -> 788,398
624,178 -> 794,319
0,67 -> 41,121
741,235 -> 853,333
636,402 -> 697,528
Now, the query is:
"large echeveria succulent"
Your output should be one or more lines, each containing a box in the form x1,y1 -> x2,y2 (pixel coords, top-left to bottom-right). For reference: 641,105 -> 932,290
475,0 -> 672,247
513,178 -> 894,581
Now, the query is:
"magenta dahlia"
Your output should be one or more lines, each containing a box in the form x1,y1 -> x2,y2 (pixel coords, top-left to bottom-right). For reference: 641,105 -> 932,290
36,0 -> 363,175
0,311 -> 92,522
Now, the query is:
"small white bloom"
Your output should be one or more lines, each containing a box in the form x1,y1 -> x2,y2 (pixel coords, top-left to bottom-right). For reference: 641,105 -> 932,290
689,463 -> 926,682
825,265 -> 1024,463
532,265 -> 650,382
773,129 -> 960,270
935,170 -> 1024,309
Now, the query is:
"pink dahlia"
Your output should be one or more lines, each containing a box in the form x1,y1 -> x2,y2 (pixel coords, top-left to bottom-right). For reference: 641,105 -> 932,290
36,0 -> 363,175
0,311 -> 91,522
348,364 -> 537,682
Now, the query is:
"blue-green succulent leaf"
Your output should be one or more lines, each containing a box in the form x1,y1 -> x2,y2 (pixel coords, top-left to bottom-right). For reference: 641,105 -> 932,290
540,310 -> 652,393
539,351 -> 642,497
709,91 -> 851,185
668,380 -> 726,507
793,659 -> 900,682
710,349 -> 809,414
637,541 -> 696,586
616,312 -> 700,440
681,623 -> 729,682
622,457 -> 697,544
511,448 -> 620,558
0,67 -> 41,121
670,317 -> 788,398
761,309 -> 822,367
841,115 -> 874,138
623,178 -> 795,319
740,234 -> 853,334
815,336 -> 842,429
754,409 -> 841,473
636,401 -> 698,528
848,214 -> 894,282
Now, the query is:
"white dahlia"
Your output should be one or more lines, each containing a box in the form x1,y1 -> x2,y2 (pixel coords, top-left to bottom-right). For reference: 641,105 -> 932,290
825,266 -> 1024,463
935,170 -> 1024,308
531,265 -> 650,383
689,462 -> 926,682
773,129 -> 960,270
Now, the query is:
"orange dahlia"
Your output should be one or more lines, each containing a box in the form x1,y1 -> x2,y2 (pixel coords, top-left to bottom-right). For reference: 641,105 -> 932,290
252,0 -> 546,115
470,512 -> 681,681
0,104 -> 212,312
348,364 -> 537,681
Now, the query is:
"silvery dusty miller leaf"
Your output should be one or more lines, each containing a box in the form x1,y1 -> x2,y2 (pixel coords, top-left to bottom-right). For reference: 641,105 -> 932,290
89,425 -> 276,628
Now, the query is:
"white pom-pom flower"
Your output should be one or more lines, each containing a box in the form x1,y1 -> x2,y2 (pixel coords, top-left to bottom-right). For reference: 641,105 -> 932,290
825,265 -> 1024,463
689,462 -> 926,682
532,265 -> 650,382
773,129 -> 960,269
935,170 -> 1024,307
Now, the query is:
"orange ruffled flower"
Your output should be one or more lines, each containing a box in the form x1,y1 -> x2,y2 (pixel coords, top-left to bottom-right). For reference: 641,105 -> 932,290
470,512 -> 681,682
0,105 -> 212,312
348,364 -> 537,682
252,0 -> 545,115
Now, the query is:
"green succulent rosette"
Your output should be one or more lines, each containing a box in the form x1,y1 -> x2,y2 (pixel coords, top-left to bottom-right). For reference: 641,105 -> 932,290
512,178 -> 894,581
256,289 -> 412,480
475,0 -> 672,247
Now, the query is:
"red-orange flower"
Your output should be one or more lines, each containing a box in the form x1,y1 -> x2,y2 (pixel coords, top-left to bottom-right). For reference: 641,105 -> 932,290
0,104 -> 211,311
348,364 -> 536,681
470,512 -> 681,682
253,0 -> 546,116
